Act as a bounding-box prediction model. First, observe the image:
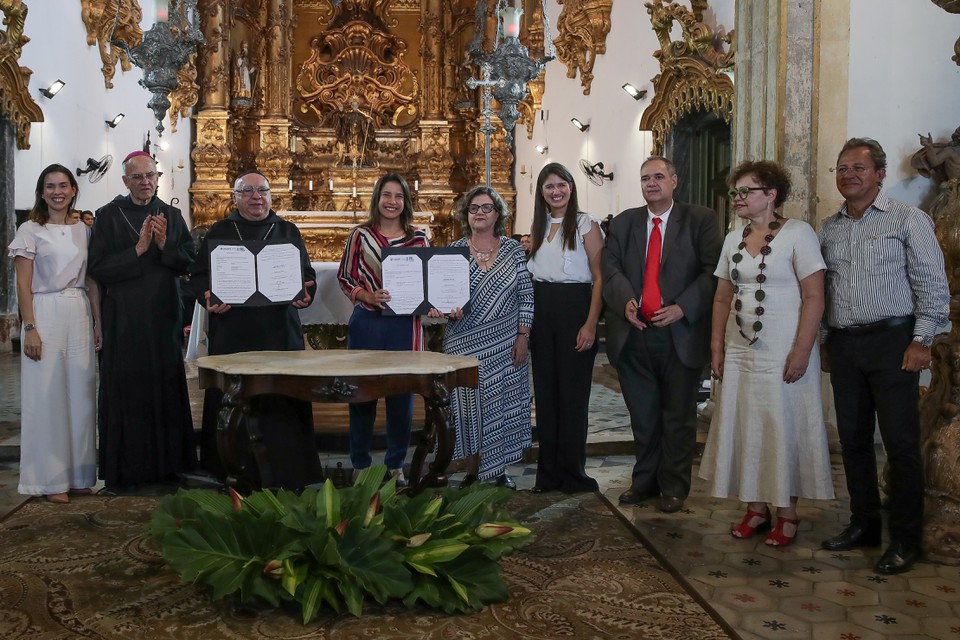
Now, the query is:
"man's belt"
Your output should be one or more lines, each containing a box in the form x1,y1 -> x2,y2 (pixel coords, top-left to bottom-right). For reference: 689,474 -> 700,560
834,315 -> 914,336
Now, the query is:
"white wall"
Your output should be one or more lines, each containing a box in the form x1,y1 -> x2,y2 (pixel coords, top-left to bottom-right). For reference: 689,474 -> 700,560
846,0 -> 960,212
14,5 -> 193,222
513,0 -> 735,233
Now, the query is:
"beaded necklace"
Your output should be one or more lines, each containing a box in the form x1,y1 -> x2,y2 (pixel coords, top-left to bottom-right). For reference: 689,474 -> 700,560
469,236 -> 500,266
731,215 -> 783,345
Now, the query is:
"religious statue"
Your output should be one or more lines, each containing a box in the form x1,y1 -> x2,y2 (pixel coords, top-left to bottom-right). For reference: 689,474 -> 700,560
231,40 -> 256,106
913,125 -> 960,565
912,128 -> 960,289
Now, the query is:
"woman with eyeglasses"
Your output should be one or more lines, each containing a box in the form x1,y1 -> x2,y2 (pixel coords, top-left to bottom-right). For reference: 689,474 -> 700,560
338,173 -> 428,486
428,186 -> 533,488
524,163 -> 604,494
9,164 -> 102,503
699,160 -> 833,546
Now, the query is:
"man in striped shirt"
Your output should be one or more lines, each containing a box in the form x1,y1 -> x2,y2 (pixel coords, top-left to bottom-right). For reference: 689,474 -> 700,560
819,137 -> 949,575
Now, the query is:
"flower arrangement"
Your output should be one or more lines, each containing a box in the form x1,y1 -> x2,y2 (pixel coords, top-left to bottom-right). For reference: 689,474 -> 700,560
147,465 -> 534,623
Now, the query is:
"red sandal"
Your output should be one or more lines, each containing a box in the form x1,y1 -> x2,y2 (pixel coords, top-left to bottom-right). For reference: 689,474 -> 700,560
764,517 -> 799,546
731,506 -> 772,538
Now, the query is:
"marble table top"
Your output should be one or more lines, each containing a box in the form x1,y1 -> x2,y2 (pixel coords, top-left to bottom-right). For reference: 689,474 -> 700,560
196,350 -> 480,377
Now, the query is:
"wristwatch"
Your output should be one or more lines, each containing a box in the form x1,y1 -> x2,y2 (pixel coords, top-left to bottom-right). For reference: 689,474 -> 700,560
23,323 -> 36,331
912,335 -> 933,348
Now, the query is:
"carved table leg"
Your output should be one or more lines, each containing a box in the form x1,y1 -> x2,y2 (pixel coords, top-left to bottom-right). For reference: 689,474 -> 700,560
409,375 -> 453,495
217,375 -> 250,491
217,376 -> 273,492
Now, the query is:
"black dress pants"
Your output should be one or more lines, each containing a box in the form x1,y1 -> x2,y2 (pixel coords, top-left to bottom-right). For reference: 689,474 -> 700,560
826,323 -> 923,545
616,325 -> 701,499
530,282 -> 599,492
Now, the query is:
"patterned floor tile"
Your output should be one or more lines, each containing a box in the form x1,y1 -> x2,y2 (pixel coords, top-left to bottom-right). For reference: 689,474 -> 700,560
813,581 -> 881,607
740,610 -> 811,638
779,594 -> 848,623
920,616 -> 960,639
878,589 -> 955,617
847,606 -> 923,635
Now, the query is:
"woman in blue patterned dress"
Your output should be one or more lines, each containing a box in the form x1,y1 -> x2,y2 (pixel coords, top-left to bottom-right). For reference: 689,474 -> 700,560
429,186 -> 534,488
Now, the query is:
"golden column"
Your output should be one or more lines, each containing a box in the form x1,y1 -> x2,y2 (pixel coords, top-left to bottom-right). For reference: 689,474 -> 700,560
191,0 -> 233,228
255,0 -> 295,211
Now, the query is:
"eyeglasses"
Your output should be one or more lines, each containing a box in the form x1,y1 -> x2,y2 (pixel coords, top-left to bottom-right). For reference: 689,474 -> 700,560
127,172 -> 161,181
728,186 -> 766,200
835,165 -> 870,175
235,186 -> 271,195
468,203 -> 496,214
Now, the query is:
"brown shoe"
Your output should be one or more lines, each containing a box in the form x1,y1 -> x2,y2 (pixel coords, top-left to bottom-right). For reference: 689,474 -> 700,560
659,496 -> 684,513
45,493 -> 70,504
618,488 -> 657,505
68,488 -> 93,496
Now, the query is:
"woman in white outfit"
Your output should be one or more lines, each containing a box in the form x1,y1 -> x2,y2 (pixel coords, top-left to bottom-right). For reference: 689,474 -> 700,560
9,164 -> 102,503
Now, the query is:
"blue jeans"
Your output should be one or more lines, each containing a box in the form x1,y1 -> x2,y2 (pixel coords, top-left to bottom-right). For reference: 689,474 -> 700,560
347,306 -> 415,470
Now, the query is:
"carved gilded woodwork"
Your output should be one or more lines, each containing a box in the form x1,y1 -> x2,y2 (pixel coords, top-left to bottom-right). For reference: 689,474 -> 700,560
80,0 -> 143,90
517,0 -> 545,138
198,0 -> 229,108
553,0 -> 611,96
295,15 -> 420,135
0,0 -> 42,149
168,52 -> 199,133
638,0 -> 734,154
255,118 -> 294,185
189,1 -> 506,251
930,0 -> 960,66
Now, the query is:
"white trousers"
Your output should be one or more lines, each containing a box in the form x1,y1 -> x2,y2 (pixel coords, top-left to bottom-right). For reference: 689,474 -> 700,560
19,289 -> 97,495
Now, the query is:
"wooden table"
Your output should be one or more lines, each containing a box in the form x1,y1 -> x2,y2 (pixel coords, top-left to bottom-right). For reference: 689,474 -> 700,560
196,350 -> 480,494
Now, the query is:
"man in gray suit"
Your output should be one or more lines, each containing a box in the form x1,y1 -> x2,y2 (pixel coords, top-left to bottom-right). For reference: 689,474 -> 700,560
603,156 -> 722,512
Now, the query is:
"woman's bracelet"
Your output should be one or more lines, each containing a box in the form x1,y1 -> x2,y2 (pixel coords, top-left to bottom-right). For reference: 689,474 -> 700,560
517,332 -> 529,339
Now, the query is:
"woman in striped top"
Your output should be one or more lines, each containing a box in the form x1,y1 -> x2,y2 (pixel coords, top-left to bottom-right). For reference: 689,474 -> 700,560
337,173 -> 428,485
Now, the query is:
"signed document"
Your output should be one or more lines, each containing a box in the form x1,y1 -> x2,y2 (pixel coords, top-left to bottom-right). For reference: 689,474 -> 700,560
209,240 -> 305,306
256,244 -> 303,302
211,244 -> 257,304
382,253 -> 425,315
381,246 -> 471,315
427,253 -> 470,312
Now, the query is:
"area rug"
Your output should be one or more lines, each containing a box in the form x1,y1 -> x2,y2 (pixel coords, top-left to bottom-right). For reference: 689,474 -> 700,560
0,490 -> 732,639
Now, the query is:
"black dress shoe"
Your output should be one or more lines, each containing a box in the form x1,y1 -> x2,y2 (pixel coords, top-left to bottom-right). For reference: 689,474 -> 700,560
821,522 -> 882,551
618,488 -> 657,505
659,496 -> 685,513
875,542 -> 922,574
495,473 -> 517,490
530,485 -> 556,494
459,474 -> 478,489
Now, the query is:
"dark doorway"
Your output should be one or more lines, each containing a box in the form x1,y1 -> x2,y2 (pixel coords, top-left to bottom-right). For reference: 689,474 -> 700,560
664,110 -> 732,230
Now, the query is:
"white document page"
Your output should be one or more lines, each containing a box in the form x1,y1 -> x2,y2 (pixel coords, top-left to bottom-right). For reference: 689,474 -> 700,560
211,244 -> 257,304
256,243 -> 303,302
427,253 -> 470,312
382,253 -> 425,315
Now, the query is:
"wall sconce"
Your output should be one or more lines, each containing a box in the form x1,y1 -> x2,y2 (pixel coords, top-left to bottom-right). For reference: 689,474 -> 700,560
535,145 -> 548,154
622,83 -> 647,100
570,118 -> 590,132
39,80 -> 65,99
105,113 -> 125,128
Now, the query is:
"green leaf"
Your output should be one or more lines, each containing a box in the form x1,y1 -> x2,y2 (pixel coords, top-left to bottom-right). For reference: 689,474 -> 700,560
244,488 -> 288,517
339,579 -> 364,617
299,574 -> 341,623
317,479 -> 341,527
160,509 -> 296,605
337,519 -> 411,602
404,539 -> 469,565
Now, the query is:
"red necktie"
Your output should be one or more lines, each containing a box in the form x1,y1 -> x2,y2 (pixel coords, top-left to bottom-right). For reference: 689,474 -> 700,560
640,217 -> 662,321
